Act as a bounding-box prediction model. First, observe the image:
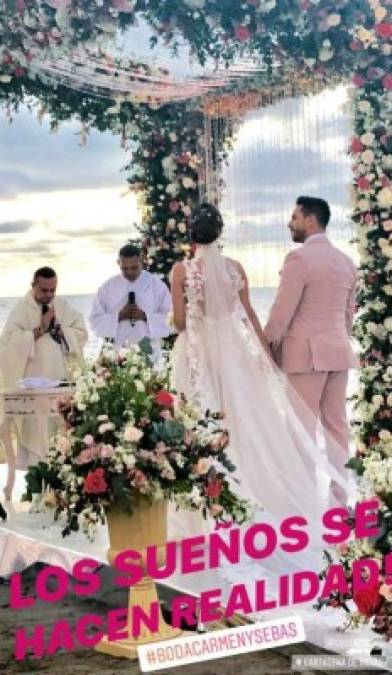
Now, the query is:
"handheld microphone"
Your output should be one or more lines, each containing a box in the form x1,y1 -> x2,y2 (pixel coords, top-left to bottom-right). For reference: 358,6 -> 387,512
128,291 -> 135,327
42,303 -> 55,329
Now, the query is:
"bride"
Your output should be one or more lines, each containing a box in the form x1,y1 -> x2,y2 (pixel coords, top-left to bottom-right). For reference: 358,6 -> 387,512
168,203 -> 350,573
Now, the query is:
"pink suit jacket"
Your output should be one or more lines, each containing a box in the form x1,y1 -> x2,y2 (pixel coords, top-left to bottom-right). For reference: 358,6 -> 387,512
264,235 -> 358,374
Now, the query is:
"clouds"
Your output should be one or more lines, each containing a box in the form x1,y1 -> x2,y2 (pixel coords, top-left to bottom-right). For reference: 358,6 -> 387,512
0,219 -> 32,234
0,107 -> 128,199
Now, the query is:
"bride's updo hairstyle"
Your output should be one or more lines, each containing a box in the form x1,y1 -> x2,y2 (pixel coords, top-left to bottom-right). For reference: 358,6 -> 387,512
189,203 -> 224,244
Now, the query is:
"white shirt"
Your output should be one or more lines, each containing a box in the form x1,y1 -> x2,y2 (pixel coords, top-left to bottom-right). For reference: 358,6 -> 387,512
89,271 -> 172,350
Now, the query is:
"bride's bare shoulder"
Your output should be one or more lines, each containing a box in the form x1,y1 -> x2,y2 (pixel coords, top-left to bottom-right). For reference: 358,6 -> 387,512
224,256 -> 246,278
170,261 -> 186,284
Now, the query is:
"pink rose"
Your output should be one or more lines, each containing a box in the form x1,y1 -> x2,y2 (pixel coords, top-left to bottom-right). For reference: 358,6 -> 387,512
210,503 -> 224,517
204,478 -> 223,498
74,448 -> 94,465
351,137 -> 364,154
83,434 -> 94,446
100,444 -> 114,459
155,390 -> 175,407
98,422 -> 115,434
129,469 -> 148,489
113,0 -> 135,11
169,200 -> 180,213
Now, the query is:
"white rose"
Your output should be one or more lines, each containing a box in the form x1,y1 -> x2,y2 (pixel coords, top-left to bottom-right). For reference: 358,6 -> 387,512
372,395 -> 384,407
358,100 -> 372,113
124,424 -> 143,443
166,182 -> 179,197
182,205 -> 192,217
361,149 -> 375,164
375,5 -> 387,21
383,219 -> 392,232
357,198 -> 371,211
178,221 -> 187,234
135,380 -> 145,392
387,394 -> 392,407
327,13 -> 341,26
383,285 -> 392,295
182,176 -> 196,189
377,187 -> 392,209
183,0 -> 205,8
360,132 -> 375,146
319,47 -> 334,62
384,317 -> 392,330
194,458 -> 210,475
169,132 -> 177,142
57,436 -> 71,454
0,75 -> 12,83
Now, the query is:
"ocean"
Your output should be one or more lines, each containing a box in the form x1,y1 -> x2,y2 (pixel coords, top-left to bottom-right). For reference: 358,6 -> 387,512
0,288 -> 276,360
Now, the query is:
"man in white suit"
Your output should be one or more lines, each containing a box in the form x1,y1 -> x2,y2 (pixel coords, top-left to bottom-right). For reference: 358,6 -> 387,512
264,196 -> 358,505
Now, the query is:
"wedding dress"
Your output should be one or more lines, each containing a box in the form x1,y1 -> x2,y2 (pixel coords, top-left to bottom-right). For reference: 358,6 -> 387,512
168,242 -> 350,597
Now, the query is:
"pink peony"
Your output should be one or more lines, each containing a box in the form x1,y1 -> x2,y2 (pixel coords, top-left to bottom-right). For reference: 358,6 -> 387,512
353,73 -> 366,87
83,468 -> 108,495
375,23 -> 392,39
234,25 -> 251,42
382,74 -> 392,90
351,137 -> 364,154
357,176 -> 372,191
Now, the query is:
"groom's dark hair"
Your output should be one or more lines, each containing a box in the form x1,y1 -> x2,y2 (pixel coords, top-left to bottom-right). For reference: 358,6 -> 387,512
296,196 -> 331,228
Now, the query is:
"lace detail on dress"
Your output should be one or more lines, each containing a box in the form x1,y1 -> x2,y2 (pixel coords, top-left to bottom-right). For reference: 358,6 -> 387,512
225,259 -> 245,293
183,258 -> 209,410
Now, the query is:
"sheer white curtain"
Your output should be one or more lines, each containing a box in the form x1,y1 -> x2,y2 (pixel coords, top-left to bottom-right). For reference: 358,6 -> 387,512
215,85 -> 355,293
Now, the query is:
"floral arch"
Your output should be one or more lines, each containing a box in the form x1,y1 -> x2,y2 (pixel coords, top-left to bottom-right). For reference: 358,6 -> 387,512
1,0 -> 392,630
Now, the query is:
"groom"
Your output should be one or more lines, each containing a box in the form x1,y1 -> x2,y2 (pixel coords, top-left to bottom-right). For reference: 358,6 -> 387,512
264,196 -> 358,506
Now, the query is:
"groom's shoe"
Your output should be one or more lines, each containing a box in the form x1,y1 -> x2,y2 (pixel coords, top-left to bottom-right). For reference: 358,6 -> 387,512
329,481 -> 348,509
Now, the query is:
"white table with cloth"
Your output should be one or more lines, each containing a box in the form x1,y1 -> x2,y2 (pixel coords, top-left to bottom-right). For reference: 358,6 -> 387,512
0,386 -> 73,500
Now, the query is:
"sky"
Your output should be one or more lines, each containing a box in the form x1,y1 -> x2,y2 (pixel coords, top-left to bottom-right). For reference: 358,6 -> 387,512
0,84 -> 354,296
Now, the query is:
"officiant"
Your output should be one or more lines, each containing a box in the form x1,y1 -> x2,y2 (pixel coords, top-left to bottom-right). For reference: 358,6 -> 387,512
89,243 -> 172,354
0,266 -> 88,468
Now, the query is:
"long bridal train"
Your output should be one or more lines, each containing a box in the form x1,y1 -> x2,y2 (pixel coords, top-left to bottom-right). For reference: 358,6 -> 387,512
168,241 -> 351,597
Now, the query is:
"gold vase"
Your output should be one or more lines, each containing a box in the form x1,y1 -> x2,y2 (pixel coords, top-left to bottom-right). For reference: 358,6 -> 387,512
95,498 -> 182,660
